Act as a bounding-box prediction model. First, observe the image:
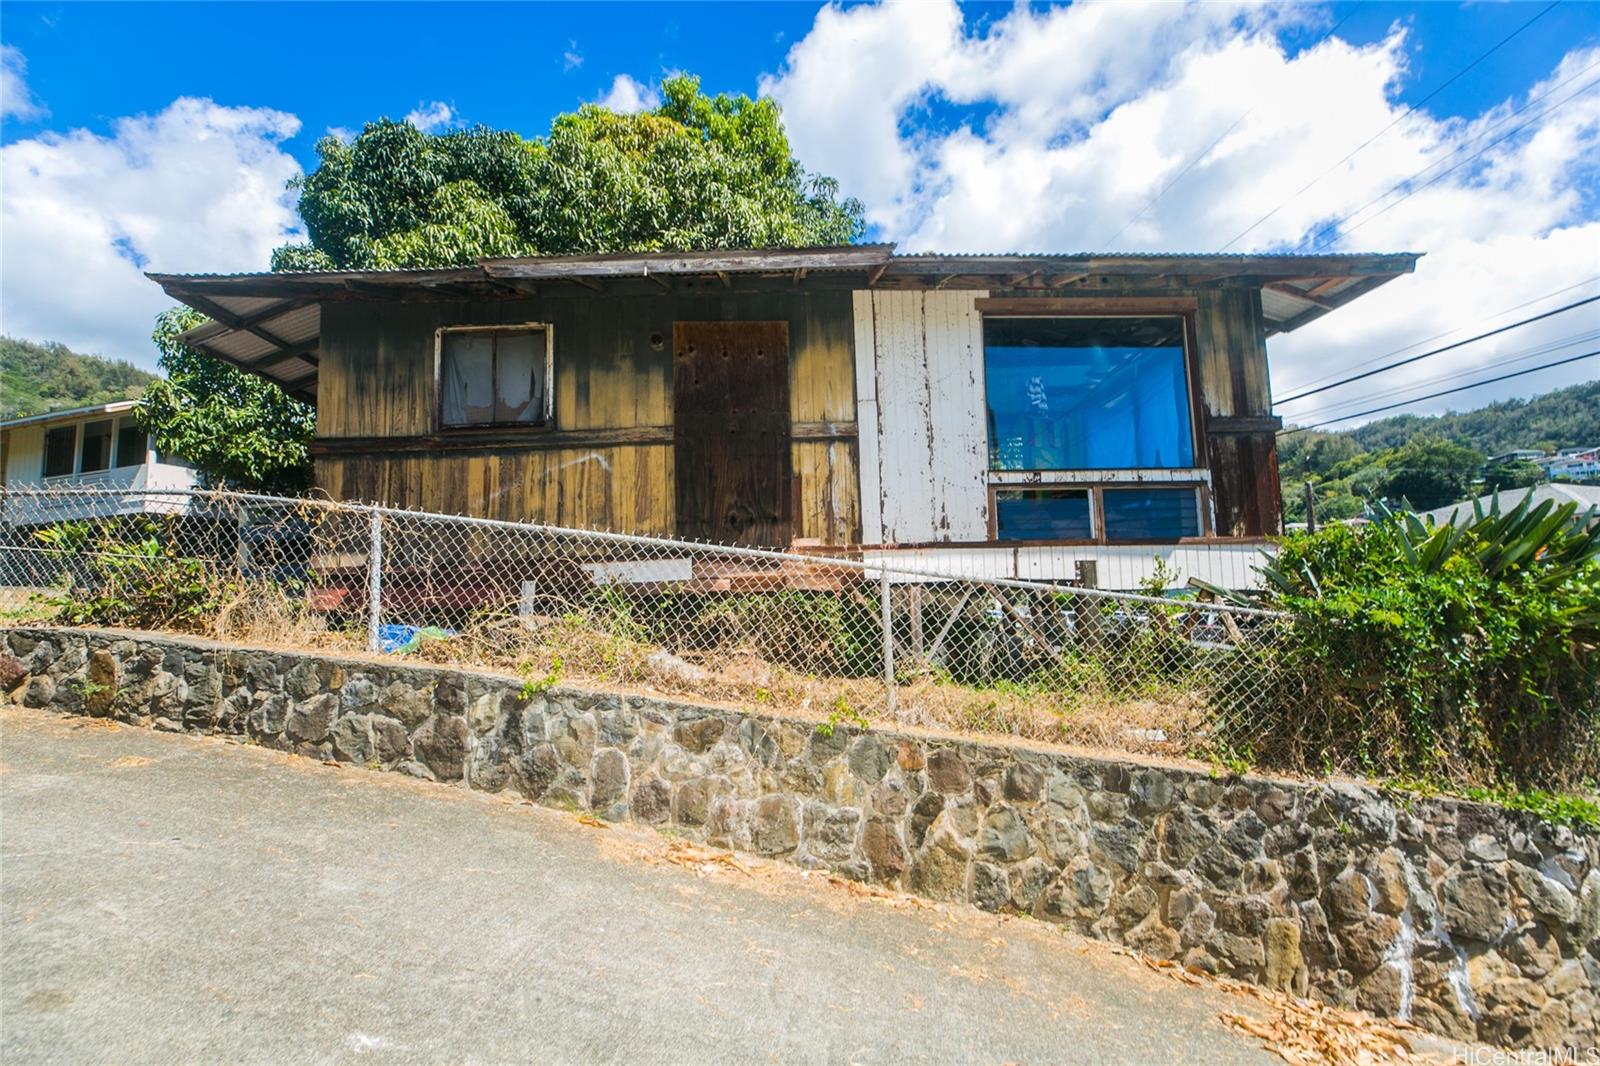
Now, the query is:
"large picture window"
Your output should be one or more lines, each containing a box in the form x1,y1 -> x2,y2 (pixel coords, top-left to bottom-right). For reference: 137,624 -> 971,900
984,316 -> 1195,471
440,327 -> 550,428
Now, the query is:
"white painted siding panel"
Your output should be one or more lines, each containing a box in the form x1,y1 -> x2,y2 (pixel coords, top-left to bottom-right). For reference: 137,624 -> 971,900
4,426 -> 45,486
862,544 -> 1269,591
852,289 -> 989,545
921,291 -> 988,540
874,291 -> 934,542
851,289 -> 884,545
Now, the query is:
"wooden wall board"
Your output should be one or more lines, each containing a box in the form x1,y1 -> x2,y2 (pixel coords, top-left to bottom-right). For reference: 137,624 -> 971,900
316,288 -> 859,542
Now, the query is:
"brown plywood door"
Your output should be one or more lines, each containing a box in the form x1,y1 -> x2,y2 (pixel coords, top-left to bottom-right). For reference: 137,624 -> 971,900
673,321 -> 792,546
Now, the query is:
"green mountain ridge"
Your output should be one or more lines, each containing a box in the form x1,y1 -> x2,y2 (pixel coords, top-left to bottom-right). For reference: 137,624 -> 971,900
0,336 -> 157,422
1339,378 -> 1600,456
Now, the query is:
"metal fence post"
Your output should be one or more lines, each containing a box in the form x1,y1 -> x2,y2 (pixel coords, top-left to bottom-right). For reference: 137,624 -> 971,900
366,508 -> 383,654
880,564 -> 897,720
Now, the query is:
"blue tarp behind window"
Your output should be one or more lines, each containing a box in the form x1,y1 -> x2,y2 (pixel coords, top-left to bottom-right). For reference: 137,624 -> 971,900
984,317 -> 1194,470
1102,488 -> 1201,541
994,489 -> 1092,541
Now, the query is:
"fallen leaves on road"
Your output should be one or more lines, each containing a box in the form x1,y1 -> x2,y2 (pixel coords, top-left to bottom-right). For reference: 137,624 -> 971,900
1108,945 -> 1420,1063
648,838 -> 754,877
1128,953 -> 1204,986
824,874 -> 932,909
1218,998 -> 1417,1066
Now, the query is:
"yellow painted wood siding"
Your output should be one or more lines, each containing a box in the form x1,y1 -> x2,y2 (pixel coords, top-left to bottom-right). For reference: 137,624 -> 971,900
315,288 -> 859,544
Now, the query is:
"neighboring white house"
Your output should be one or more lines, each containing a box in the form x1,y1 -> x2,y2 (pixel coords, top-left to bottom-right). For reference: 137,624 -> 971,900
0,401 -> 199,524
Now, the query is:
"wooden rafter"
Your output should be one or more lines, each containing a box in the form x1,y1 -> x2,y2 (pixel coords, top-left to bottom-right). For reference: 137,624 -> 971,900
1265,281 -> 1336,310
176,292 -> 298,355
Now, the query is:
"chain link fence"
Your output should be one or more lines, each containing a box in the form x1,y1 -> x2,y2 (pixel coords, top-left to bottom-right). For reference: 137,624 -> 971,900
0,485 -> 1292,764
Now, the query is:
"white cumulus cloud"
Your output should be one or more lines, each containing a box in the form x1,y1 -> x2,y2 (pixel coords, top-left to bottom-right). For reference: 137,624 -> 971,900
1,44 -> 48,122
404,101 -> 456,133
764,1 -> 1600,425
595,74 -> 660,114
0,97 -> 305,367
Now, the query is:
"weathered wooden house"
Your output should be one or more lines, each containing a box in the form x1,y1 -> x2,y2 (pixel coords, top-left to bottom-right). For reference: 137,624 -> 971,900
150,245 -> 1416,586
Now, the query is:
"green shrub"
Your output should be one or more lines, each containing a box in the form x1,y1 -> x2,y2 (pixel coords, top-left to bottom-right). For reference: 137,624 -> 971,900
1228,496 -> 1600,788
36,517 -> 237,632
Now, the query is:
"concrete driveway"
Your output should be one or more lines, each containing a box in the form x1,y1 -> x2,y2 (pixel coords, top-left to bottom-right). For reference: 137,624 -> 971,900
0,705 -> 1295,1065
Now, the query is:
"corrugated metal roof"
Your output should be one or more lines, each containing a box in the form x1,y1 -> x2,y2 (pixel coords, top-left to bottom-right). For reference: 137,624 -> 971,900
0,399 -> 141,431
149,242 -> 1421,402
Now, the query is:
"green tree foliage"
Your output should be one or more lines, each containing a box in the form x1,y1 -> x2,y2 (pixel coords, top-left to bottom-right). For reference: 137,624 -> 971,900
272,75 -> 865,271
136,308 -> 315,494
1376,436 -> 1484,511
0,336 -> 156,420
1227,495 -> 1600,788
1483,459 -> 1545,493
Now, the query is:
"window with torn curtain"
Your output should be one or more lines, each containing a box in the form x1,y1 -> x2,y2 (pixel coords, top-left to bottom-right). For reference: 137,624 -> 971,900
439,326 -> 552,429
983,315 -> 1209,543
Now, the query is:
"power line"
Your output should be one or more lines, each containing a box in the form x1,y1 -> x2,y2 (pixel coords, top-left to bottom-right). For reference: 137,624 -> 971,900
1280,349 -> 1600,434
1295,55 -> 1600,253
1295,329 -> 1600,420
1280,274 -> 1600,395
1307,73 -> 1600,250
1217,1 -> 1559,252
1275,294 -> 1600,406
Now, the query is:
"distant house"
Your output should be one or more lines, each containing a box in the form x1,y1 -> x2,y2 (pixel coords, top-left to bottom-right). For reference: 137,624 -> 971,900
148,245 -> 1418,588
1485,449 -> 1546,467
0,401 -> 199,524
1538,447 -> 1600,483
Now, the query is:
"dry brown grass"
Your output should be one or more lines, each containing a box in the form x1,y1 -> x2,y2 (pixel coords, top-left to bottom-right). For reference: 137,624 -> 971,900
392,608 -> 1216,761
13,581 -> 1222,766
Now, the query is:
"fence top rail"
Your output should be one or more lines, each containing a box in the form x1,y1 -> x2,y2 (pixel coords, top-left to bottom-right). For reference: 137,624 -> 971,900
0,485 -> 1291,619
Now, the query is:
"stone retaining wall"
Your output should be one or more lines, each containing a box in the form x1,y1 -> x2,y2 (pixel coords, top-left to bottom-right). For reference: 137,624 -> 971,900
3,626 -> 1597,1051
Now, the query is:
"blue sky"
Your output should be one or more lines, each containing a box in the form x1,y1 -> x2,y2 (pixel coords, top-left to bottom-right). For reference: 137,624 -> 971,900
1,1 -> 1597,425
3,2 -> 1593,184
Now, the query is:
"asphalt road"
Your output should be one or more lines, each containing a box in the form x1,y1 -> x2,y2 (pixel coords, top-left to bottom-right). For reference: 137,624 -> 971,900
0,705 -> 1289,1065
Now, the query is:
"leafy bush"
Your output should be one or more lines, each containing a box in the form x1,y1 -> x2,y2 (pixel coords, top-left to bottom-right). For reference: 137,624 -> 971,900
36,518 -> 238,632
1228,496 -> 1600,788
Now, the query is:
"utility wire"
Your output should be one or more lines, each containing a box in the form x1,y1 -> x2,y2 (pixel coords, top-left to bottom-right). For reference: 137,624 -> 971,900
1295,329 -> 1600,420
1217,0 -> 1559,252
1308,73 -> 1600,250
1275,294 -> 1600,406
1280,349 -> 1600,434
1281,275 -> 1600,395
1295,55 -> 1600,253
